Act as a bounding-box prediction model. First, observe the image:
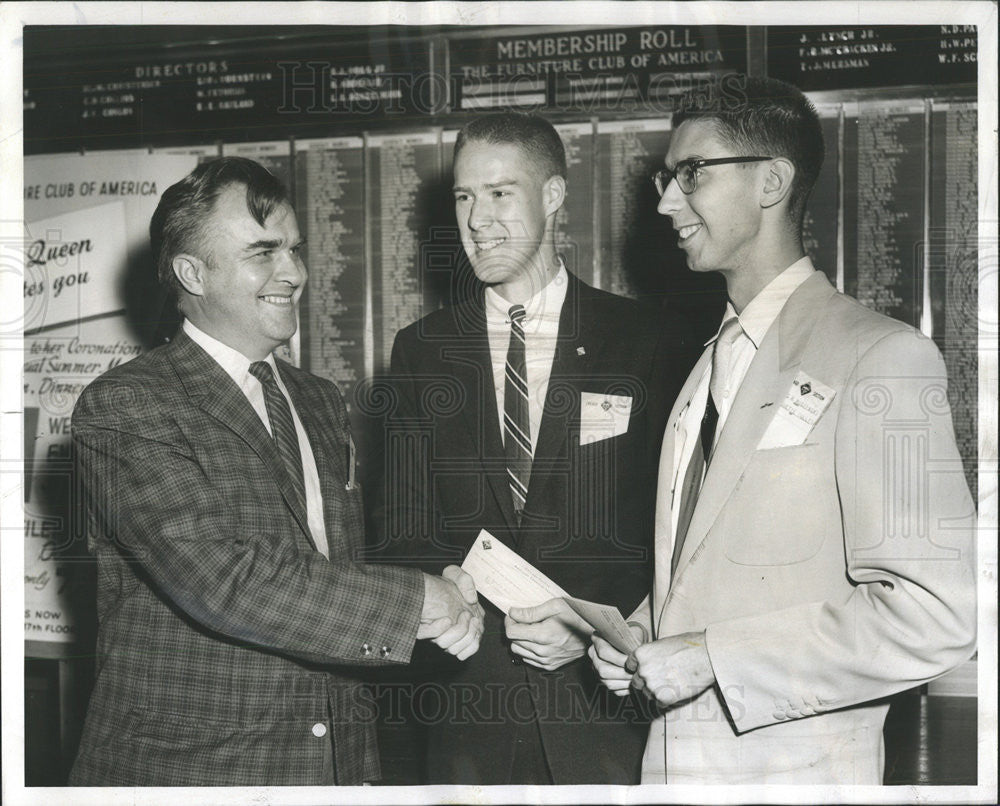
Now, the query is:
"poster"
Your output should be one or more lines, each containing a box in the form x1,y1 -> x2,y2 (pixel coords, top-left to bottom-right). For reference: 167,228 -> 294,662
23,202 -> 128,331
22,151 -> 198,644
23,315 -> 144,644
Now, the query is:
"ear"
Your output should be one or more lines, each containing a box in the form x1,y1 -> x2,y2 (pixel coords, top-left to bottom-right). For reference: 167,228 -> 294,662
172,254 -> 208,297
760,158 -> 795,210
542,175 -> 566,218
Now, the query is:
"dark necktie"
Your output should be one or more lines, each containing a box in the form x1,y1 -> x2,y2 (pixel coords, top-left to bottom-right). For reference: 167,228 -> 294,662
249,361 -> 306,514
671,317 -> 743,576
503,304 -> 532,517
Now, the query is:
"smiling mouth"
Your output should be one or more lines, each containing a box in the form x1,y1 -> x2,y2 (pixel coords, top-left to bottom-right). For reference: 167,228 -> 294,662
474,237 -> 506,252
676,224 -> 702,242
259,294 -> 294,306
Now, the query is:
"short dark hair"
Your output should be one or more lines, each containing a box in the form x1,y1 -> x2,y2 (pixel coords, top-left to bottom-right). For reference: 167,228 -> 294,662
672,75 -> 824,226
150,157 -> 289,297
454,112 -> 567,181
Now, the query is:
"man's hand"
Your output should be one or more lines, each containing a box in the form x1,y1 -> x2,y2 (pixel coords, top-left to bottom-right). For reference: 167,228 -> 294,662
505,597 -> 591,671
627,630 -> 715,708
418,566 -> 484,661
588,629 -> 644,696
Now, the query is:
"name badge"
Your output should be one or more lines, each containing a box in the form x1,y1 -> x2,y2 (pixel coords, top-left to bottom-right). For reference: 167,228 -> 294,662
757,374 -> 836,450
579,392 -> 632,445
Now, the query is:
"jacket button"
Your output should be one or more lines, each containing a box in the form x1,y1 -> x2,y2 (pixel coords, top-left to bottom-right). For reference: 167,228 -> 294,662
312,722 -> 327,738
379,646 -> 390,658
361,643 -> 373,657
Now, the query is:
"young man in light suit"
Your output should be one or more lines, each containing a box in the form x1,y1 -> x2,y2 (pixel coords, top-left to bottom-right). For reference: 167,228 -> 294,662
372,113 -> 691,784
69,158 -> 484,786
590,76 -> 977,784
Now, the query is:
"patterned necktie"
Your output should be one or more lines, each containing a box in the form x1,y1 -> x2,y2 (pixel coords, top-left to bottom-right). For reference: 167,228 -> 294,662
671,316 -> 743,576
249,361 -> 306,514
503,304 -> 532,517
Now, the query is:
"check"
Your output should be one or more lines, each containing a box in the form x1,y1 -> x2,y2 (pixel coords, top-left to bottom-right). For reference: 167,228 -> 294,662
461,530 -> 567,614
461,531 -> 642,655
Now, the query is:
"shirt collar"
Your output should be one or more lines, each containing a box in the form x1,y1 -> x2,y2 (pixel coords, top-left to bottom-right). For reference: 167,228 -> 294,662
484,261 -> 569,326
183,318 -> 278,386
706,256 -> 817,349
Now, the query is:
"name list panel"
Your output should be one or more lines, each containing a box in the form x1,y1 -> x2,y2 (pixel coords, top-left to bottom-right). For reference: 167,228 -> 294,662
222,139 -> 293,193
596,119 -> 672,298
222,140 -> 297,363
842,102 -> 926,329
367,132 -> 443,372
554,122 -> 596,286
801,107 -> 842,286
295,137 -> 368,394
930,100 -> 978,496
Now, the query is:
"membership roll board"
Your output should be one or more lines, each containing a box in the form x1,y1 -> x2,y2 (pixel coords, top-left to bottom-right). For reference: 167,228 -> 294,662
842,102 -> 926,330
766,25 -> 977,91
929,101 -> 978,496
801,107 -> 841,287
366,131 -> 445,372
450,26 -> 748,112
595,119 -> 672,298
554,123 -> 596,286
294,138 -> 368,394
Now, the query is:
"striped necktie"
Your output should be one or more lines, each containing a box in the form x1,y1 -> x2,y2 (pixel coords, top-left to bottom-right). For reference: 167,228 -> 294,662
504,304 -> 532,517
249,361 -> 306,514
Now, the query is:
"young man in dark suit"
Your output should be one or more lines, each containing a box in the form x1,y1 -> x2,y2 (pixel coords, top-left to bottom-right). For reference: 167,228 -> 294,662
373,113 -> 690,784
69,157 -> 484,786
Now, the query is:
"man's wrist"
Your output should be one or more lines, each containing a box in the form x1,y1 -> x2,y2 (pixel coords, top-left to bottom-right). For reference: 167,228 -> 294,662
419,572 -> 433,620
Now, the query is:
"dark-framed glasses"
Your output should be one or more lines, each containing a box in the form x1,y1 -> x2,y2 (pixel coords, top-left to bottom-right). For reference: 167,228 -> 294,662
652,156 -> 774,196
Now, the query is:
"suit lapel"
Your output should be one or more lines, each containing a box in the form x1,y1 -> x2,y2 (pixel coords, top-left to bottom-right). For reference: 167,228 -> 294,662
447,299 -> 520,538
669,272 -> 838,582
652,345 -> 712,629
526,276 -> 584,510
278,364 -> 345,548
167,331 -> 315,549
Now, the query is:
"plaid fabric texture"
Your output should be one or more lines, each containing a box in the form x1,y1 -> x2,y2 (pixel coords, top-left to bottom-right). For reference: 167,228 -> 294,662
68,331 -> 424,786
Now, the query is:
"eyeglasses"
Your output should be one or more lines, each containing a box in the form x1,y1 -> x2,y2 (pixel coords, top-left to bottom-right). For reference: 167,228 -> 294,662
652,156 -> 774,196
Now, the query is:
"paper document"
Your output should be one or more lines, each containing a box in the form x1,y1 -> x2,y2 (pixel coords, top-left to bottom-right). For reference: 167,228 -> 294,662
461,530 -> 567,614
564,596 -> 642,655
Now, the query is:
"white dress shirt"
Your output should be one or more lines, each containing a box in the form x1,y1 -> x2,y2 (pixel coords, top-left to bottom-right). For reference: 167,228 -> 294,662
484,263 -> 569,454
668,257 -> 817,540
183,319 -> 329,557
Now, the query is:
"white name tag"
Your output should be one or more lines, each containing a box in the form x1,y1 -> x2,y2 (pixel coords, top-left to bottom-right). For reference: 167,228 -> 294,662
579,392 -> 632,445
757,374 -> 836,450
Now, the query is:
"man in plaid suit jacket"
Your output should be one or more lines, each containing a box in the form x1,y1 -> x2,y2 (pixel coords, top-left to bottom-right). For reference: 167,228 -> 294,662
68,158 -> 484,787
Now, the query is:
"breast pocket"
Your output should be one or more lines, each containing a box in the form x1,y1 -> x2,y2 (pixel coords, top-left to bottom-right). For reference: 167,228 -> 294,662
721,443 -> 833,566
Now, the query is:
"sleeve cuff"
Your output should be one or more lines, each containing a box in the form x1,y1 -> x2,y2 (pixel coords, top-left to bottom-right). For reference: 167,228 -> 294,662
627,620 -> 650,645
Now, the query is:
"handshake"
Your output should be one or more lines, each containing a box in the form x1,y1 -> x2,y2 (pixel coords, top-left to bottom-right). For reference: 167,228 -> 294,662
417,565 -> 485,660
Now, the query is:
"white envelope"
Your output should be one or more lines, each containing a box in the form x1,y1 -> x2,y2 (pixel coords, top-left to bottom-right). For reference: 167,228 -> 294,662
579,392 -> 632,445
757,373 -> 836,450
